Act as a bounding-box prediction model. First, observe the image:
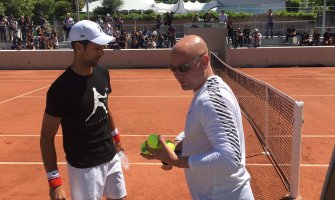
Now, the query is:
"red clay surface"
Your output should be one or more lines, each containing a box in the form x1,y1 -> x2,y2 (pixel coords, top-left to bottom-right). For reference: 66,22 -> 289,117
0,67 -> 334,200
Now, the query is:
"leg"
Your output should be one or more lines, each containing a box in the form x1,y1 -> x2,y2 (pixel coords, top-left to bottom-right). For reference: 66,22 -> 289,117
103,155 -> 127,200
67,163 -> 106,200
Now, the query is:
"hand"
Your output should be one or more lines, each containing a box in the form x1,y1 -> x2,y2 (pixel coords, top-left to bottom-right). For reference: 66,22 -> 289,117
49,186 -> 66,200
142,135 -> 178,165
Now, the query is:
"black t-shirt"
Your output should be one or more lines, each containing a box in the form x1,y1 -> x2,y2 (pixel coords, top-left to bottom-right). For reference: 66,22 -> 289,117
45,66 -> 116,168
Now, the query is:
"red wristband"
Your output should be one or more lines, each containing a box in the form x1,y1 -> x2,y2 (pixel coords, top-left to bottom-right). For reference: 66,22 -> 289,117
113,134 -> 121,143
48,177 -> 62,188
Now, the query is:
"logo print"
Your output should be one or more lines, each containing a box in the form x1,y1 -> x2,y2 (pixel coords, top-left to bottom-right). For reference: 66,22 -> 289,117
86,87 -> 108,121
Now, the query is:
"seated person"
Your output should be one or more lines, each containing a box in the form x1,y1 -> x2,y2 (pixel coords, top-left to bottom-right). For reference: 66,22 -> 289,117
286,24 -> 296,42
312,28 -> 320,46
323,28 -> 333,45
234,28 -> 243,48
243,25 -> 251,45
253,28 -> 262,48
299,32 -> 310,46
26,34 -> 35,50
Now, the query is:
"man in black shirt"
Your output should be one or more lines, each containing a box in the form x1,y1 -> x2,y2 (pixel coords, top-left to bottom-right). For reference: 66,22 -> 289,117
40,20 -> 127,200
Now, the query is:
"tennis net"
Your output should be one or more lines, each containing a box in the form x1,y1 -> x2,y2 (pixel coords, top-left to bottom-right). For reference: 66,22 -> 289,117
211,52 -> 304,199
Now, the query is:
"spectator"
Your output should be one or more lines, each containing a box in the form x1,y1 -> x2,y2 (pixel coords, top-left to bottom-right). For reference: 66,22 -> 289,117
0,14 -> 7,41
26,34 -> 34,49
286,24 -> 296,42
105,13 -> 114,25
164,11 -> 174,27
103,22 -> 112,36
191,14 -> 200,28
227,19 -> 234,44
18,16 -> 26,43
115,16 -> 124,32
156,32 -> 165,48
167,24 -> 176,47
323,28 -> 333,45
299,32 -> 310,46
243,25 -> 251,46
218,10 -> 228,25
96,15 -> 104,28
266,9 -> 274,38
25,16 -> 34,36
253,28 -> 262,48
204,12 -> 213,23
50,30 -> 59,49
155,14 -> 163,33
118,30 -> 128,49
63,13 -> 75,41
234,28 -> 243,48
39,15 -> 47,29
7,15 -> 18,42
312,28 -> 320,46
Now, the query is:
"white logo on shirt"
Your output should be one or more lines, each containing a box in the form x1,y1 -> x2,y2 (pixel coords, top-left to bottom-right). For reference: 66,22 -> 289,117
85,87 -> 108,121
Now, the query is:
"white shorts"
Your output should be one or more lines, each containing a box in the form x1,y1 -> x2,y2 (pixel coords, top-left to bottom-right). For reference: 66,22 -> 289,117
67,154 -> 127,200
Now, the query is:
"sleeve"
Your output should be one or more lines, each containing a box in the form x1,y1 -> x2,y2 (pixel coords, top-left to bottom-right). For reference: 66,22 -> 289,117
175,131 -> 185,142
188,95 -> 242,173
45,82 -> 63,117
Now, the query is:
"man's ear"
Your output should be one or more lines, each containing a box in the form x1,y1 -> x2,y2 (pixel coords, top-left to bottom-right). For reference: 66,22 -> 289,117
201,54 -> 210,69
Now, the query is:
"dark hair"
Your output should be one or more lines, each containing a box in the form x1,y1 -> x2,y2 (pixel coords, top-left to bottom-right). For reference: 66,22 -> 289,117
71,40 -> 91,51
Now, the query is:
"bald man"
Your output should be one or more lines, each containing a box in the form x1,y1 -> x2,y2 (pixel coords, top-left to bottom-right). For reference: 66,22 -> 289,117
142,35 -> 254,199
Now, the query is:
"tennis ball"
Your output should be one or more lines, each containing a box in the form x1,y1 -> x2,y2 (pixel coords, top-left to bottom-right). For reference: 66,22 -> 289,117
147,134 -> 161,149
165,140 -> 175,151
140,141 -> 151,155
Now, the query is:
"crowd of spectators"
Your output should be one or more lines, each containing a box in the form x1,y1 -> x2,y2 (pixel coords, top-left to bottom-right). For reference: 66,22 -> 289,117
1,10 -> 335,50
94,12 -> 176,49
0,14 -> 59,50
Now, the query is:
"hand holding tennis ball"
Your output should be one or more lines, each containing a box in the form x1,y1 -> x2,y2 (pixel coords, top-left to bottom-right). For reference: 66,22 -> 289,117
140,141 -> 151,155
147,134 -> 162,149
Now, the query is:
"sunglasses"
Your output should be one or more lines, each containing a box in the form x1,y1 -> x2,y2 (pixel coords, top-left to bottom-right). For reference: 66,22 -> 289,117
169,52 -> 206,73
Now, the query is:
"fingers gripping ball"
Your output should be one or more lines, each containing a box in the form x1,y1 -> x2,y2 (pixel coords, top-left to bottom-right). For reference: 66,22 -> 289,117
147,134 -> 162,149
165,140 -> 175,151
141,141 -> 151,155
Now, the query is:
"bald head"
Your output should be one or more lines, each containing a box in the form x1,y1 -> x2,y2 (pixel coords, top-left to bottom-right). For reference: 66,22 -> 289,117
171,35 -> 208,59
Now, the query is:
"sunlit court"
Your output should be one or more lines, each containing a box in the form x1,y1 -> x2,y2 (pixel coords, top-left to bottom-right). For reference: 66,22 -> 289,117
0,63 -> 334,199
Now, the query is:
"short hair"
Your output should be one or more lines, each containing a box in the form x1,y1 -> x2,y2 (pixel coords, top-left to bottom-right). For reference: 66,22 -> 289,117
71,40 -> 91,51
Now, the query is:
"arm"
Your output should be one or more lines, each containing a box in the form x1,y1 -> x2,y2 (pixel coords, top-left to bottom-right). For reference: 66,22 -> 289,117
107,105 -> 124,152
40,113 -> 66,199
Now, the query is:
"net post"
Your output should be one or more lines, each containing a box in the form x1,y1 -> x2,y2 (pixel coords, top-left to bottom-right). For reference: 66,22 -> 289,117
289,100 -> 304,199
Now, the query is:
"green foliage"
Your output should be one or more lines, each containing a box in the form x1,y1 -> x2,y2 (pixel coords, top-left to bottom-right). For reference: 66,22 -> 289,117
54,1 -> 73,20
225,11 -> 253,19
0,3 -> 4,15
2,0 -> 35,17
275,10 -> 317,19
286,0 -> 302,12
33,0 -> 55,16
93,0 -> 123,16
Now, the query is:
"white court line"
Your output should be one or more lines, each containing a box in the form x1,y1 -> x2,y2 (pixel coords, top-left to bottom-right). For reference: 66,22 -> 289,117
0,134 -> 178,137
0,79 -> 176,82
0,134 -> 334,138
0,85 -> 50,105
0,162 -> 329,167
21,95 -> 192,98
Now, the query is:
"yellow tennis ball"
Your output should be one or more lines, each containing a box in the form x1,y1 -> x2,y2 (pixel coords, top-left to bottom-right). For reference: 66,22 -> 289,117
165,140 -> 175,151
147,134 -> 161,149
140,141 -> 151,155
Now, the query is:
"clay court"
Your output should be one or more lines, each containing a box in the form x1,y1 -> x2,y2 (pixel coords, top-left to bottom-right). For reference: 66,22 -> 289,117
0,66 -> 334,199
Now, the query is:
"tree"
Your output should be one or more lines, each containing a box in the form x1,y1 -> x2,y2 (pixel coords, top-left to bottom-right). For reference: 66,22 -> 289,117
93,0 -> 123,16
0,0 -> 35,17
0,3 -> 4,15
33,0 -> 55,19
54,1 -> 73,20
